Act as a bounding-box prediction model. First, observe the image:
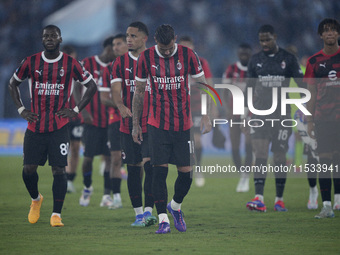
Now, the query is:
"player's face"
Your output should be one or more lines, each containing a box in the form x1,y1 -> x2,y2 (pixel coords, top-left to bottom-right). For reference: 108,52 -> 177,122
126,27 -> 147,53
259,32 -> 277,54
320,24 -> 339,46
42,28 -> 62,52
237,48 -> 252,66
157,39 -> 176,58
113,38 -> 128,57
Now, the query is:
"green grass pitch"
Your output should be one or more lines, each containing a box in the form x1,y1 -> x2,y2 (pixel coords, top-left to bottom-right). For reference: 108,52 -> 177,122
0,156 -> 339,255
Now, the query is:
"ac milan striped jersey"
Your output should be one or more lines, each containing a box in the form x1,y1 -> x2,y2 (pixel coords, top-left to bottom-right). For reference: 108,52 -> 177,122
304,47 -> 340,121
135,44 -> 204,131
13,51 -> 92,133
191,57 -> 212,115
101,63 -> 120,125
222,61 -> 248,109
82,55 -> 109,128
111,51 -> 150,134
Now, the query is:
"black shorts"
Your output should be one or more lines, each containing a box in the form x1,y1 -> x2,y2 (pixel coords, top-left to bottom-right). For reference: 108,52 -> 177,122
68,119 -> 83,141
82,124 -> 110,157
250,118 -> 292,153
121,132 -> 143,164
315,121 -> 340,154
108,122 -> 121,151
148,125 -> 195,166
23,125 -> 70,167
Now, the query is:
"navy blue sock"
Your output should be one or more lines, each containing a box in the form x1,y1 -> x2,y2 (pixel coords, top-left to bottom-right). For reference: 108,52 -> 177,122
319,158 -> 332,202
127,165 -> 142,208
22,170 -> 39,199
152,166 -> 168,215
173,171 -> 193,204
143,161 -> 154,208
254,158 -> 267,195
52,173 -> 67,213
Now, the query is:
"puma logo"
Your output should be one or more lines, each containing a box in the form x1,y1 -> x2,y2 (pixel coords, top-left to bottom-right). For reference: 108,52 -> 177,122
126,68 -> 132,73
35,70 -> 42,75
152,65 -> 159,70
257,63 -> 263,68
319,62 -> 326,68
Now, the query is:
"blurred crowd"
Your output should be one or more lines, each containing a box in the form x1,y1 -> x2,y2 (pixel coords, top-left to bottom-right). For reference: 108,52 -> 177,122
1,0 -> 340,118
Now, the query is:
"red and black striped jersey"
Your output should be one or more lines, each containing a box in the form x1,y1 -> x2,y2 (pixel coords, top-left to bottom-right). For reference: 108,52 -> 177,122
111,51 -> 150,134
223,61 -> 248,91
304,47 -> 340,121
13,51 -> 92,133
82,55 -> 109,128
135,44 -> 204,131
191,57 -> 212,115
101,63 -> 120,125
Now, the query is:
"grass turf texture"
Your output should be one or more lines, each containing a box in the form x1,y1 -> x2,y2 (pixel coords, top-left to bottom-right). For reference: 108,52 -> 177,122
0,156 -> 339,255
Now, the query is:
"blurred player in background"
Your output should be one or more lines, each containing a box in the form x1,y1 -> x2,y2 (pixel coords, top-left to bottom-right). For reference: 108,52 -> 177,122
222,43 -> 253,192
178,35 -> 213,188
294,109 -> 318,209
306,18 -> 340,218
99,34 -> 128,209
61,44 -> 83,193
112,22 -> 157,226
132,24 -> 212,234
78,36 -> 115,207
244,24 -> 305,212
8,25 -> 97,226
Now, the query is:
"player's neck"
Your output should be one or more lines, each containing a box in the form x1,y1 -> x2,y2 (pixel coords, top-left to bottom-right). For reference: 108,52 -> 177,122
44,50 -> 60,59
131,46 -> 146,58
98,52 -> 110,64
322,44 -> 339,55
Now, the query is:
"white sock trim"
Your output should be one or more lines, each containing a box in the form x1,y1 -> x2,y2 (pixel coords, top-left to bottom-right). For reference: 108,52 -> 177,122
32,194 -> 40,201
323,201 -> 332,207
51,213 -> 61,218
158,213 -> 170,224
144,207 -> 153,214
275,197 -> 283,203
255,194 -> 264,202
134,206 -> 143,216
171,199 -> 181,211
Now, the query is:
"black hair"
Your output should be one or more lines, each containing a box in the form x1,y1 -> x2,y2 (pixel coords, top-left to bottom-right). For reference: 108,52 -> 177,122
318,18 -> 340,35
179,35 -> 193,44
238,43 -> 252,50
154,24 -> 175,45
61,44 -> 76,55
129,21 -> 149,36
258,24 -> 275,35
113,33 -> 126,42
103,36 -> 115,48
43,24 -> 61,36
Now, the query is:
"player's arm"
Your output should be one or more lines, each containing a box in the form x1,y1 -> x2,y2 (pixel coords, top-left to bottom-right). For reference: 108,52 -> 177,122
131,80 -> 146,144
100,90 -> 116,108
192,74 -> 212,134
8,76 -> 38,123
57,79 -> 97,118
111,81 -> 132,118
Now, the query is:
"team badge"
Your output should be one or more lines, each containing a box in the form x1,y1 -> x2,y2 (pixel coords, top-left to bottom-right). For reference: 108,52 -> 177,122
60,67 -> 64,77
281,61 -> 286,69
177,60 -> 182,70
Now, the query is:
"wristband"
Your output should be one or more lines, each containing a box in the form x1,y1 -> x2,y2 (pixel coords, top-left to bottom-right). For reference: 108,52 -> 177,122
73,106 -> 80,114
18,106 -> 25,115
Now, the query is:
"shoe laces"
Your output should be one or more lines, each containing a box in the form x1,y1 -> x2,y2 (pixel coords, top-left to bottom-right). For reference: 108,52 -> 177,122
174,210 -> 185,225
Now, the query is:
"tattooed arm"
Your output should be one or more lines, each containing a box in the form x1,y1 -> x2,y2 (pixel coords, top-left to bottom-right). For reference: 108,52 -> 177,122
132,80 -> 147,144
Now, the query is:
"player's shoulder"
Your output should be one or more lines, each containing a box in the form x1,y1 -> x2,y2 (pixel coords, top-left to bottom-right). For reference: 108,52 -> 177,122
307,50 -> 324,65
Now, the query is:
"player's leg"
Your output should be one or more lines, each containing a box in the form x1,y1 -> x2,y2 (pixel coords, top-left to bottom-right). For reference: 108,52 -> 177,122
121,132 -> 144,226
107,122 -> 122,209
271,125 -> 292,212
314,121 -> 334,218
246,120 -> 270,212
307,153 -> 318,209
48,125 -> 70,226
167,128 -> 195,232
141,132 -> 157,226
23,129 -> 47,224
332,152 -> 340,210
148,125 -> 171,233
66,122 -> 83,193
101,154 -> 113,207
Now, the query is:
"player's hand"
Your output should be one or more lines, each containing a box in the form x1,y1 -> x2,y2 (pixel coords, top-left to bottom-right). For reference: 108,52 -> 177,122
56,108 -> 78,118
307,121 -> 315,139
132,124 -> 143,144
201,115 -> 212,134
21,110 -> 39,123
118,105 -> 132,118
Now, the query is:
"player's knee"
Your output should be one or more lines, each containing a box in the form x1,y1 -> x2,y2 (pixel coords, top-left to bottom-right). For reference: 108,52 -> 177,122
23,165 -> 38,175
52,166 -> 66,175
